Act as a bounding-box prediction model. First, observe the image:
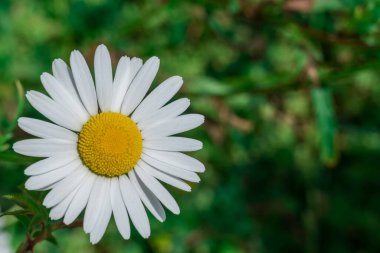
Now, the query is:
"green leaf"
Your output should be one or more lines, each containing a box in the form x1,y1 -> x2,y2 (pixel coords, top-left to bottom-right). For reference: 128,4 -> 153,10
0,151 -> 39,164
312,87 -> 337,167
15,214 -> 33,229
18,188 -> 48,218
313,0 -> 343,12
0,80 -> 25,150
0,209 -> 32,218
2,189 -> 47,219
187,77 -> 232,96
2,189 -> 49,235
6,80 -> 25,133
46,234 -> 58,246
0,133 -> 12,147
1,194 -> 29,208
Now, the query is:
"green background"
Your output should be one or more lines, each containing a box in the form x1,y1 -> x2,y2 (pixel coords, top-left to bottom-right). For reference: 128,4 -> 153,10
1,0 -> 380,252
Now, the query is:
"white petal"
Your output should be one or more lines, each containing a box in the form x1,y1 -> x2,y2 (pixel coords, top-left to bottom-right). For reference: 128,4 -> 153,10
111,57 -> 131,112
138,98 -> 190,130
143,149 -> 205,173
94,44 -> 113,112
129,170 -> 166,222
43,165 -> 87,208
142,114 -> 204,139
132,76 -> 183,122
135,166 -> 180,215
25,159 -> 81,190
52,59 -> 80,101
26,91 -> 83,131
112,57 -> 143,112
84,177 -> 108,233
70,50 -> 98,115
139,160 -> 191,192
13,139 -> 76,157
25,152 -> 78,176
39,181 -> 59,191
143,137 -> 202,152
90,179 -> 112,244
130,57 -> 143,79
113,57 -> 129,87
64,172 -> 96,225
141,154 -> 200,182
40,73 -> 89,123
49,186 -> 79,220
110,178 -> 130,239
121,57 -> 160,116
18,117 -> 78,142
119,175 -> 150,238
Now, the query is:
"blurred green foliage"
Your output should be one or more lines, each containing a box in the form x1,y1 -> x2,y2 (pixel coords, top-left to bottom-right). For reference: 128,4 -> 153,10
1,0 -> 380,252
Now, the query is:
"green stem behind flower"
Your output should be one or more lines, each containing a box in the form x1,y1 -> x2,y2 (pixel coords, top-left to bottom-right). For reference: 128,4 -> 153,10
16,220 -> 83,253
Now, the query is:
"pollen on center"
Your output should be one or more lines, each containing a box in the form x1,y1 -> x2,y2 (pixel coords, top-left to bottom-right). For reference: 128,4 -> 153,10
77,112 -> 143,177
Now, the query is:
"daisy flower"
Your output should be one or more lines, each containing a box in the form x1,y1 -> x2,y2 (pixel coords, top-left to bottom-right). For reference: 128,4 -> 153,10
13,44 -> 205,244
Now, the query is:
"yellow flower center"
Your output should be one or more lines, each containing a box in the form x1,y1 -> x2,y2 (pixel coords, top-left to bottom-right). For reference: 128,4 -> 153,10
77,112 -> 143,177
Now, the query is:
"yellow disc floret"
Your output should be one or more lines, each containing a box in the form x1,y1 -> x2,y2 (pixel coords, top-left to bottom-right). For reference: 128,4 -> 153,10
78,112 -> 143,177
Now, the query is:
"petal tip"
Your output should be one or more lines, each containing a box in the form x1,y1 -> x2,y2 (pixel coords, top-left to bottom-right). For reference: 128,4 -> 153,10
53,58 -> 63,64
12,142 -> 20,152
173,208 -> 180,215
95,44 -> 109,54
142,233 -> 151,239
149,56 -> 160,64
24,181 -> 32,190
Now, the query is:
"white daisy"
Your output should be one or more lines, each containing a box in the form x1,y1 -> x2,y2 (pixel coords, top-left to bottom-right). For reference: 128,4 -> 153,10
13,44 -> 205,244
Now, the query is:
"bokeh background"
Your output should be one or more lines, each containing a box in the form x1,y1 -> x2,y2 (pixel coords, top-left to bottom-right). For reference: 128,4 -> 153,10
1,0 -> 380,252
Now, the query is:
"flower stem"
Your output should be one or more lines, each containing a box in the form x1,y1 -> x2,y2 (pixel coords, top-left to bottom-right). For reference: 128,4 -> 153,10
16,220 -> 83,253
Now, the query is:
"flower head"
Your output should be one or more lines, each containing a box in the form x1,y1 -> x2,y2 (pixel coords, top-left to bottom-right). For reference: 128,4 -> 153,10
13,44 -> 205,244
